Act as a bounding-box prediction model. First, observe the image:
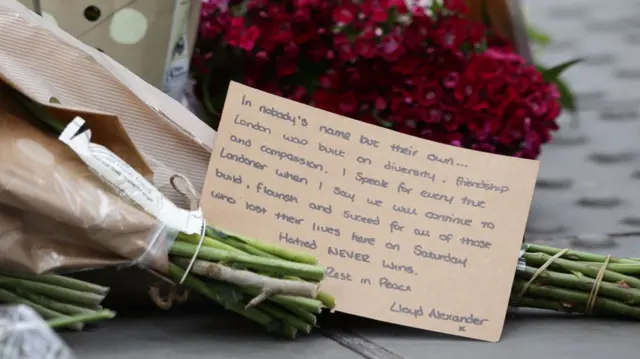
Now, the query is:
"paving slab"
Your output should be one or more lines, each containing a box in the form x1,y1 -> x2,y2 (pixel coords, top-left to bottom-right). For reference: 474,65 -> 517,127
339,311 -> 639,359
62,308 -> 362,359
61,0 -> 640,357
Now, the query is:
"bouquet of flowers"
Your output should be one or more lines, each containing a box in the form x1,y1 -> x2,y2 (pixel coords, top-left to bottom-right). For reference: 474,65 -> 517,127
0,0 -> 334,339
191,0 -> 579,160
0,87 -> 333,339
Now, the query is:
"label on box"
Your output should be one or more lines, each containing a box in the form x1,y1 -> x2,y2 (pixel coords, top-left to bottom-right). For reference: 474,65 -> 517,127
199,82 -> 540,342
162,0 -> 192,100
59,117 -> 204,235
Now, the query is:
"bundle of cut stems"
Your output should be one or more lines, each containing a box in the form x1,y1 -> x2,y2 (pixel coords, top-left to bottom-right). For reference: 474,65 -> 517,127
0,271 -> 114,330
168,226 -> 334,339
12,90 -> 334,338
511,243 -> 640,319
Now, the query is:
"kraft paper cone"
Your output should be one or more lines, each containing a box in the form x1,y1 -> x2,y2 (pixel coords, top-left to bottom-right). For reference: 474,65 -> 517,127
0,0 -> 218,305
0,0 -> 216,209
0,83 -> 171,275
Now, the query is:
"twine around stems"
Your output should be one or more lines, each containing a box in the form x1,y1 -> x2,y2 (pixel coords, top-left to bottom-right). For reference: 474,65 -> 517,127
169,174 -> 207,285
515,248 -> 570,301
148,174 -> 206,309
516,248 -> 612,316
585,255 -> 611,315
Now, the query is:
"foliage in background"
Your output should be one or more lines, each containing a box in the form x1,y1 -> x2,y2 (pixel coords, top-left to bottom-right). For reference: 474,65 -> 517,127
527,23 -> 583,112
528,24 -> 552,48
192,0 -> 570,159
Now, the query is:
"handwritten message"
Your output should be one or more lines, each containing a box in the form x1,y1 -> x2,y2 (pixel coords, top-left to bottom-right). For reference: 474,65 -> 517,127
200,82 -> 539,342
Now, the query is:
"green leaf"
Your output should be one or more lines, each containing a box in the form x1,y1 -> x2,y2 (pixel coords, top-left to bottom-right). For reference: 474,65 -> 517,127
527,25 -> 552,47
540,58 -> 585,82
430,0 -> 443,15
536,62 -> 579,112
535,64 -> 550,76
554,77 -> 578,113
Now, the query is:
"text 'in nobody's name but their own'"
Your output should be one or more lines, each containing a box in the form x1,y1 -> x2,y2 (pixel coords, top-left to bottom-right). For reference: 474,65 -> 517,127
200,81 -> 539,342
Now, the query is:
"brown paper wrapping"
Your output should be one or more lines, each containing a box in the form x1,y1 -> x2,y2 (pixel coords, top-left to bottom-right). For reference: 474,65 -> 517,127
0,83 -> 170,275
0,0 -> 216,208
0,0 -> 217,304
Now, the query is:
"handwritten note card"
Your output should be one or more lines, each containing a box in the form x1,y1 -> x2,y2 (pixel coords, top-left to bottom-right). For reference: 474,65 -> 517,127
201,81 -> 539,342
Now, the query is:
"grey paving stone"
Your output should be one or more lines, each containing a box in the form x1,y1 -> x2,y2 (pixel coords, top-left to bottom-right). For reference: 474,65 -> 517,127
61,308 -> 361,359
347,311 -> 639,359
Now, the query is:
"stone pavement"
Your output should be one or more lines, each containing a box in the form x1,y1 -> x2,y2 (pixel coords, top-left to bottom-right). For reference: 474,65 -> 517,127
61,0 -> 640,357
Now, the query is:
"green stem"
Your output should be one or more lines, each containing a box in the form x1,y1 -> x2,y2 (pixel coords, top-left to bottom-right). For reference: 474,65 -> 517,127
243,287 -> 324,314
572,262 -> 640,275
209,225 -> 318,265
170,258 -> 324,317
526,244 -> 638,264
523,252 -> 640,289
47,310 -> 116,329
259,303 -> 312,334
170,241 -> 325,281
512,279 -> 640,319
208,234 -> 336,309
0,288 -> 82,331
211,233 -> 275,257
316,291 -> 336,310
282,306 -> 317,326
511,296 -> 588,313
177,232 -> 243,254
517,266 -> 640,305
0,271 -> 109,295
17,290 -> 98,316
0,275 -> 105,307
280,325 -> 298,340
167,264 -> 278,331
186,232 -> 284,278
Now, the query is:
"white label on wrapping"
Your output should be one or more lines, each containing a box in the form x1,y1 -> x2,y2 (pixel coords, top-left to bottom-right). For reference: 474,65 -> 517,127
163,54 -> 190,100
58,117 -> 204,235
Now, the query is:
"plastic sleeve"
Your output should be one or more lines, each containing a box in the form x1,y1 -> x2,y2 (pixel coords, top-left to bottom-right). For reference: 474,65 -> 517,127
0,304 -> 77,359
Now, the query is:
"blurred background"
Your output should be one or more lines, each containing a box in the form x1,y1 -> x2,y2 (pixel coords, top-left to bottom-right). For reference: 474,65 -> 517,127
522,0 -> 640,246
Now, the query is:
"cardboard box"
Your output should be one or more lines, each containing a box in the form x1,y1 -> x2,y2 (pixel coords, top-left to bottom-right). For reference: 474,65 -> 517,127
18,0 -> 201,100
